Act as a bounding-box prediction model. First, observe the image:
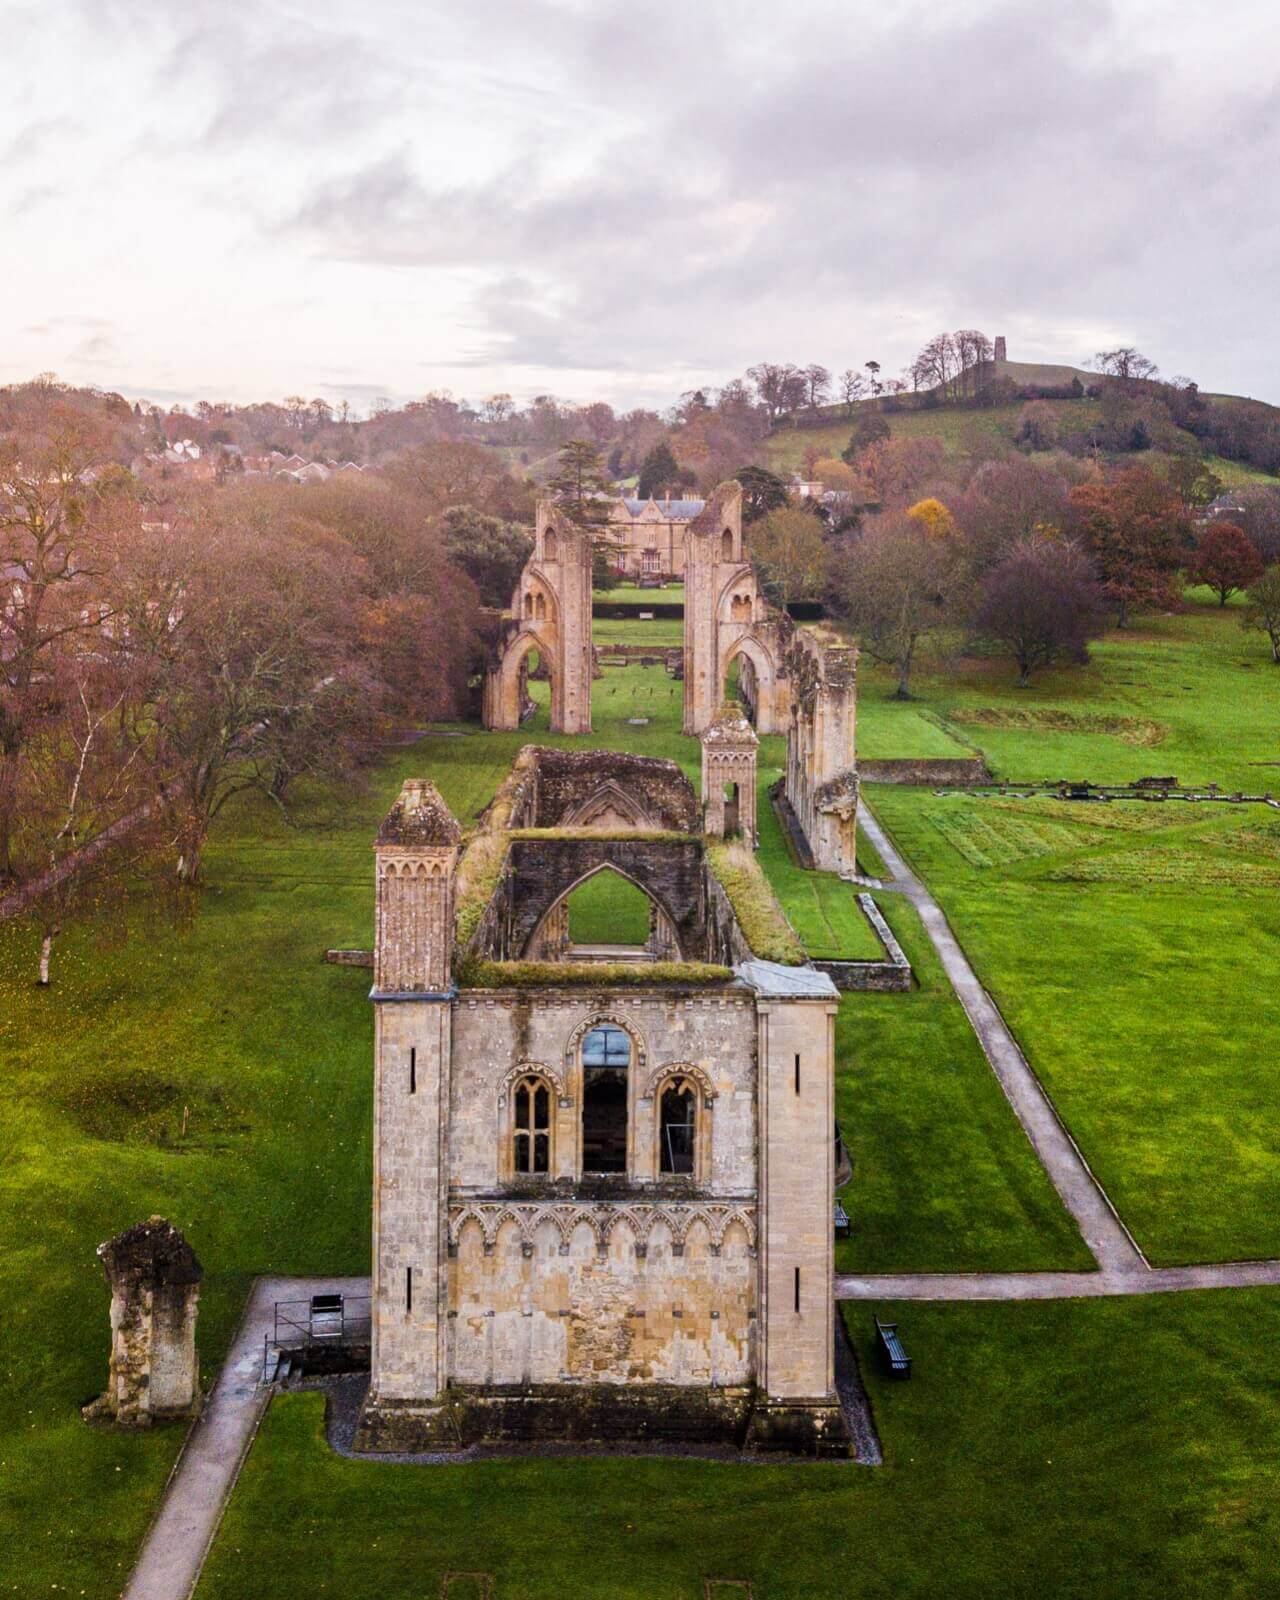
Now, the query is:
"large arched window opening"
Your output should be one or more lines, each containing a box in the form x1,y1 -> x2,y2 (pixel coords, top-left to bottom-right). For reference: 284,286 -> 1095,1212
512,1074 -> 552,1176
659,1077 -> 697,1175
581,1024 -> 631,1174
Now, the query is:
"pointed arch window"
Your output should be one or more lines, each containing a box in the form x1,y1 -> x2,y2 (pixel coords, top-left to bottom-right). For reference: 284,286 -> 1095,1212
659,1077 -> 697,1175
581,1024 -> 631,1174
512,1074 -> 552,1175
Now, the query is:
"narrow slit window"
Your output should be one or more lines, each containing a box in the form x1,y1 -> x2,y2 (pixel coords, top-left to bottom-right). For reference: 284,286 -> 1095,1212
794,1266 -> 801,1313
409,1047 -> 416,1095
406,1266 -> 413,1313
794,1053 -> 800,1094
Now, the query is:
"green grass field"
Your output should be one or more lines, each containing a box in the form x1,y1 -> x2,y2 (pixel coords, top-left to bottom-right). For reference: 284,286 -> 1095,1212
196,1290 -> 1280,1599
856,607 -> 1280,1264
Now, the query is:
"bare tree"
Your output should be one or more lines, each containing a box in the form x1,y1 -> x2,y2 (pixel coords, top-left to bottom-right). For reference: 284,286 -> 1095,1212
838,369 -> 867,415
1092,347 -> 1159,386
827,515 -> 957,698
1242,566 -> 1280,662
747,363 -> 806,425
803,365 -> 832,411
974,536 -> 1106,686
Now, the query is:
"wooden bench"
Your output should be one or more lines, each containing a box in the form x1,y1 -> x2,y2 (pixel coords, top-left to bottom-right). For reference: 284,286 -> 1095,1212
874,1315 -> 911,1378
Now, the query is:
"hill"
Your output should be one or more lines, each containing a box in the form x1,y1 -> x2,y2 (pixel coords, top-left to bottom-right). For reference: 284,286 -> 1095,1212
762,396 -> 1278,489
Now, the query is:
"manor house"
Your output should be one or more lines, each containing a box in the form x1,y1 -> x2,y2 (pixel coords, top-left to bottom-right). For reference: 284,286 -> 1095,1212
357,744 -> 851,1455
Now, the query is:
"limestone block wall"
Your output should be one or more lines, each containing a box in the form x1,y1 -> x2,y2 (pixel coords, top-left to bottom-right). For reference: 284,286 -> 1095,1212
754,994 -> 838,1403
785,632 -> 859,875
446,1200 -> 756,1387
447,991 -> 758,1194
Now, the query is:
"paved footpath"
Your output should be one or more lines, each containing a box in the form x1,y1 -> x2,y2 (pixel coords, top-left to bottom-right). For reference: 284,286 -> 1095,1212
837,1260 -> 1280,1301
123,1274 -> 366,1600
858,803 -> 1145,1274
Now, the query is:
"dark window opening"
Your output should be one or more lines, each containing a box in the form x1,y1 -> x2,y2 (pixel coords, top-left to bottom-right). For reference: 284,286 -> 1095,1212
722,781 -> 740,837
410,1046 -> 417,1095
582,1025 -> 630,1174
513,1077 -> 551,1175
794,1052 -> 800,1095
721,529 -> 733,562
406,1266 -> 413,1313
794,1266 -> 801,1313
660,1080 -> 696,1175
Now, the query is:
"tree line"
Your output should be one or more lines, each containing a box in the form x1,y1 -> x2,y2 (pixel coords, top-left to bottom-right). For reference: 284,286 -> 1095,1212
0,384 -> 540,983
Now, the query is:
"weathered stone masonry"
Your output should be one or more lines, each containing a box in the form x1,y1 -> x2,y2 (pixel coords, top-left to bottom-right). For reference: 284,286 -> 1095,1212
358,766 -> 849,1454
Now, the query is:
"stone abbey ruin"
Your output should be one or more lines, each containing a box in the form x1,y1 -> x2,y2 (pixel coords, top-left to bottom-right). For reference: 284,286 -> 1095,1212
358,744 -> 851,1455
90,481 -> 873,1460
357,498 -> 872,1453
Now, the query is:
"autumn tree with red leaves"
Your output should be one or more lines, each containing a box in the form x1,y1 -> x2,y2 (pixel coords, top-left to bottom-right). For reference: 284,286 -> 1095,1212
1067,466 -> 1191,626
1187,522 -> 1264,605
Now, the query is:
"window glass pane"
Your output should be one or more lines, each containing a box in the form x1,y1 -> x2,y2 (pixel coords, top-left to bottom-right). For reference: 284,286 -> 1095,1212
582,1025 -> 631,1068
514,1130 -> 529,1173
515,1083 -> 530,1129
533,1132 -> 549,1174
534,1085 -> 549,1126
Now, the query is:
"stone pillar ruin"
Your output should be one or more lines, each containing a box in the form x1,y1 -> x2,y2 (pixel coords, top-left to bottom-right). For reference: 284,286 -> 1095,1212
993,334 -> 1007,363
701,707 -> 759,843
364,779 -> 461,1433
683,482 -> 790,737
784,631 -> 859,875
483,502 -> 593,735
84,1216 -> 202,1427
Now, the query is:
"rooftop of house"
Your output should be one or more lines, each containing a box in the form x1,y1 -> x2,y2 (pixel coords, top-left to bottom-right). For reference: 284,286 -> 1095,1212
619,497 -> 707,519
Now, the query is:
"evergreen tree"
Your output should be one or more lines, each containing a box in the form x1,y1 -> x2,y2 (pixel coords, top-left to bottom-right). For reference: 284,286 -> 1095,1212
548,439 -> 611,527
637,441 -> 679,500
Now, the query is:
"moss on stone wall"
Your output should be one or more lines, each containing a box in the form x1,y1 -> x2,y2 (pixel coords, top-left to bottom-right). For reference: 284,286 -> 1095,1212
456,957 -> 733,989
454,829 -> 510,950
705,840 -> 806,966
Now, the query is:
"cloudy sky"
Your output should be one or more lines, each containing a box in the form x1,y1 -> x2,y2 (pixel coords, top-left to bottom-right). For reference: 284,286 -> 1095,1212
3,0 -> 1279,412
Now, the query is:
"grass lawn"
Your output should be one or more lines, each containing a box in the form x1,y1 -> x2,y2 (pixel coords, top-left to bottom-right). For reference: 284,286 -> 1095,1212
592,615 -> 684,645
196,1289 -> 1280,1600
855,607 -> 1280,1263
754,771 -> 883,961
833,891 -> 1090,1274
595,583 -> 685,608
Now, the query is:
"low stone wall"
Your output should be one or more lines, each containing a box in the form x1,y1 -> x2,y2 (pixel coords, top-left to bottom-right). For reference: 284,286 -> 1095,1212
859,757 -> 991,786
324,949 -> 373,967
813,895 -> 912,993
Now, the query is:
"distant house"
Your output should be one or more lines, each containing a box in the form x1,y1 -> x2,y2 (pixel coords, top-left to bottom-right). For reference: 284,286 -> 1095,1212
605,496 -> 706,579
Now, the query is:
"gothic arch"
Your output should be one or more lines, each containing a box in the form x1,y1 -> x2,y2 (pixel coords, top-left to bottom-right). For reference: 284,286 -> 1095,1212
559,780 -> 658,830
640,1060 -> 717,1103
489,627 -> 558,730
528,864 -> 684,960
496,1060 -> 569,1106
722,633 -> 781,728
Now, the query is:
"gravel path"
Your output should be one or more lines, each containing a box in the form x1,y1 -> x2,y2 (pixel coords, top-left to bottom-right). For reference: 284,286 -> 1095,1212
858,803 -> 1146,1274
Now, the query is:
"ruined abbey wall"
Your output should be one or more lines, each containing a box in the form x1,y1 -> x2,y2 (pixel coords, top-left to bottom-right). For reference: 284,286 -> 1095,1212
784,631 -> 859,875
